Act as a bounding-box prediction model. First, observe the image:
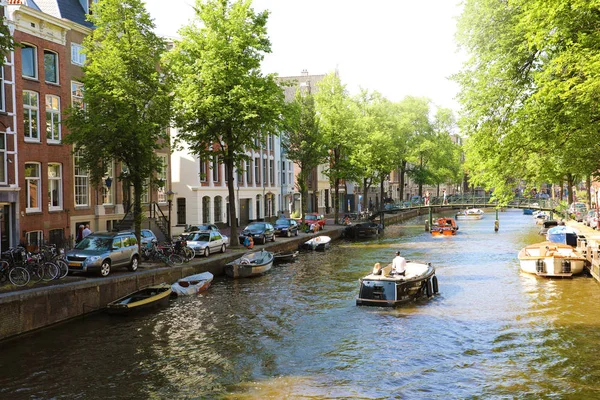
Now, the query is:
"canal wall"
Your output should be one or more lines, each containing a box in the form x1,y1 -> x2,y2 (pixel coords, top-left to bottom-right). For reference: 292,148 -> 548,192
0,209 -> 425,342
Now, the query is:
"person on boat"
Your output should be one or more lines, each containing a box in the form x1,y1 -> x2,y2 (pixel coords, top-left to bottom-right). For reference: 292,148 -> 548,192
243,235 -> 254,249
392,251 -> 406,276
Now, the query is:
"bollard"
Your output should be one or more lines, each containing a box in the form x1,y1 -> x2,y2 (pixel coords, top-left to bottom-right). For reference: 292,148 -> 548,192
494,219 -> 499,232
425,220 -> 429,232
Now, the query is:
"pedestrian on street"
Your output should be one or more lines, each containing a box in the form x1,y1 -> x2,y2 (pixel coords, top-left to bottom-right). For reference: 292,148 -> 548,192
76,225 -> 84,244
82,224 -> 92,238
443,190 -> 448,205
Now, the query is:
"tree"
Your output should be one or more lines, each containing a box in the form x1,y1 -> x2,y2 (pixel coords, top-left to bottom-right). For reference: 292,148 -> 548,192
167,0 -> 285,246
64,0 -> 172,244
0,7 -> 16,69
314,72 -> 356,223
283,89 -> 326,225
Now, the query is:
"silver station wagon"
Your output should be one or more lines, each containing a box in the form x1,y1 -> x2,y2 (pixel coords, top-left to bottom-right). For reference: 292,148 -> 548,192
185,230 -> 229,257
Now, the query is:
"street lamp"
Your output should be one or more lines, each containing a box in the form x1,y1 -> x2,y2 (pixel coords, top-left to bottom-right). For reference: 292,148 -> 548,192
166,189 -> 175,241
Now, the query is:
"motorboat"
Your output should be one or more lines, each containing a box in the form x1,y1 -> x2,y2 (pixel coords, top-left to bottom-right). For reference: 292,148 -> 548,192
225,250 -> 274,278
171,272 -> 213,296
539,220 -> 558,235
356,261 -> 438,307
273,251 -> 299,264
303,235 -> 332,250
342,222 -> 382,239
546,225 -> 578,246
431,217 -> 458,236
518,241 -> 586,277
534,211 -> 550,224
106,283 -> 172,314
455,208 -> 484,220
523,209 -> 533,215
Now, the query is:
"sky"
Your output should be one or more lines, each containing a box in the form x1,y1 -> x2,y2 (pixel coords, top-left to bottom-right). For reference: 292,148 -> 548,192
145,0 -> 465,112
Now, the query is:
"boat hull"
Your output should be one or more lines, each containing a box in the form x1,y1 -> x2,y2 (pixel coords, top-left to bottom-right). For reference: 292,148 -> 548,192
106,284 -> 172,315
518,241 -> 586,277
171,272 -> 213,296
356,262 -> 437,307
273,251 -> 299,263
225,251 -> 274,278
303,236 -> 332,251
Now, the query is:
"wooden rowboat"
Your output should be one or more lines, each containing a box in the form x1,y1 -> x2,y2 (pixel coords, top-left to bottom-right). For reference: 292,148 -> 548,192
106,283 -> 171,314
225,250 -> 274,278
273,251 -> 299,263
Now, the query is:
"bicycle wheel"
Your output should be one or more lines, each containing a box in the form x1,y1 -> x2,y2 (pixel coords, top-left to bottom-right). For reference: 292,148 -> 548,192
0,261 -> 10,284
9,266 -> 30,287
169,254 -> 184,266
28,264 -> 44,283
182,247 -> 195,262
42,262 -> 60,281
55,259 -> 69,279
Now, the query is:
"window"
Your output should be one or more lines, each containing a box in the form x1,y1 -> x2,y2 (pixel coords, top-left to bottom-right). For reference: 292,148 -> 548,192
25,163 -> 41,212
237,168 -> 243,186
262,159 -> 267,186
23,91 -> 39,141
214,196 -> 222,223
48,229 -> 64,248
102,161 -> 114,205
46,95 -> 61,143
44,51 -> 58,84
177,197 -> 187,225
71,43 -> 86,66
269,160 -> 274,185
112,238 -> 123,249
71,81 -> 84,109
22,45 -> 37,79
141,178 -> 149,203
212,155 -> 219,182
74,150 -> 89,206
246,159 -> 251,185
255,157 -> 260,184
0,133 -> 5,184
0,67 -> 4,112
26,231 -> 43,251
282,161 -> 286,185
157,154 -> 167,203
268,134 -> 274,151
199,157 -> 207,182
48,163 -> 62,211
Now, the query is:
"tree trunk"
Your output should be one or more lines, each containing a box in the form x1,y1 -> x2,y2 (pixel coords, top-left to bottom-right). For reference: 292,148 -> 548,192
379,177 -> 385,210
298,170 -> 308,226
567,174 -> 574,204
225,154 -> 239,248
363,177 -> 370,213
334,177 -> 340,224
133,178 -> 143,251
586,175 -> 592,209
399,161 -> 406,200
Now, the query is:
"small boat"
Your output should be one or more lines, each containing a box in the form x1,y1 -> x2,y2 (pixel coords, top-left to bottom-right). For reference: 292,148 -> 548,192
523,209 -> 533,215
302,235 -> 332,250
539,220 -> 558,235
356,261 -> 438,307
534,211 -> 550,224
106,283 -> 172,314
343,222 -> 382,239
455,208 -> 484,220
518,241 -> 586,277
225,250 -> 274,278
430,217 -> 458,236
171,272 -> 213,296
273,251 -> 299,263
546,225 -> 578,246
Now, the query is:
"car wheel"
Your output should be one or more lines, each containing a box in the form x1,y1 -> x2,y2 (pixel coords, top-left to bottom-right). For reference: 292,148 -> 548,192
287,230 -> 291,238
272,234 -> 276,242
295,229 -> 298,236
221,244 -> 226,253
204,247 -> 210,257
260,235 -> 265,244
128,255 -> 139,272
99,260 -> 111,277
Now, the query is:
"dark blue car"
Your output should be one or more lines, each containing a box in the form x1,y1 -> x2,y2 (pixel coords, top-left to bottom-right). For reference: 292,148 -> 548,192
273,218 -> 299,237
238,222 -> 275,245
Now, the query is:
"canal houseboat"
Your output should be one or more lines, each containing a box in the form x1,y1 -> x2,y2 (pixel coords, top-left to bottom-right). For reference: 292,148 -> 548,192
518,241 -> 586,277
225,250 -> 274,278
431,217 -> 459,236
171,272 -> 213,296
106,283 -> 172,314
356,261 -> 438,307
455,208 -> 484,220
303,235 -> 332,251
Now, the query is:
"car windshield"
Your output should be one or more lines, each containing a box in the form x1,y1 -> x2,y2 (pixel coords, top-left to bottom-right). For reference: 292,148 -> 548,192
305,215 -> 317,221
247,223 -> 265,230
188,233 -> 210,242
75,237 -> 112,251
275,219 -> 289,226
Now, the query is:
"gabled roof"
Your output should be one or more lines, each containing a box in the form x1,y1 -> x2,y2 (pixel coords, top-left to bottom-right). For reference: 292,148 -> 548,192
11,0 -> 93,28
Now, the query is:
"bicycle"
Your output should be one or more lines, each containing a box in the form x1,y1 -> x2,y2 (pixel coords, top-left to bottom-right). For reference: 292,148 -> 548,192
173,239 -> 195,262
39,244 -> 69,279
0,260 -> 30,287
141,240 -> 183,266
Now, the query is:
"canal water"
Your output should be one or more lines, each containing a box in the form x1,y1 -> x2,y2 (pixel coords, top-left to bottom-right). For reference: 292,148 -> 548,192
2,209 -> 600,399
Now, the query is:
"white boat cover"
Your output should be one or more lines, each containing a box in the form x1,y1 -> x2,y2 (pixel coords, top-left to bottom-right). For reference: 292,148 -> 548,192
171,272 -> 213,296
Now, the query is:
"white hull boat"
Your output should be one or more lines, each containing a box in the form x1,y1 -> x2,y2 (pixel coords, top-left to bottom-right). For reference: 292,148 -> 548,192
518,241 -> 586,277
455,208 -> 484,220
171,272 -> 214,296
303,235 -> 331,251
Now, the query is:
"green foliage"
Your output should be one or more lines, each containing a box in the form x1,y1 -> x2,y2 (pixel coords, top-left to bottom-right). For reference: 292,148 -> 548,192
167,0 -> 285,241
64,0 -> 171,239
0,14 -> 16,69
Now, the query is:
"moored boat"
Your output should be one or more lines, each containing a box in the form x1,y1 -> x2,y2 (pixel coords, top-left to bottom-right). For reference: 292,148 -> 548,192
518,241 -> 586,277
106,283 -> 172,314
546,225 -> 578,246
225,250 -> 274,278
303,235 -> 332,250
523,208 -> 533,215
356,261 -> 438,307
273,251 -> 299,263
455,208 -> 484,220
539,220 -> 558,235
431,217 -> 458,236
171,272 -> 213,296
342,222 -> 382,239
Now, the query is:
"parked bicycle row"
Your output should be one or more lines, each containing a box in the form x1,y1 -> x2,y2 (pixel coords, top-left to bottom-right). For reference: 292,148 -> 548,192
0,244 -> 68,287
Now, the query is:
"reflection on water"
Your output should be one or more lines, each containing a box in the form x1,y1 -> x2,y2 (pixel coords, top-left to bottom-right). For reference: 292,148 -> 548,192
2,209 -> 600,398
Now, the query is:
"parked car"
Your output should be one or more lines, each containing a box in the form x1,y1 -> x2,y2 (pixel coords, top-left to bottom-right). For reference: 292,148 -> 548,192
185,230 -> 229,257
138,229 -> 157,248
304,213 -> 326,229
238,222 -> 275,244
65,231 -> 140,277
273,218 -> 299,237
584,210 -> 597,226
184,224 -> 220,233
569,202 -> 587,222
